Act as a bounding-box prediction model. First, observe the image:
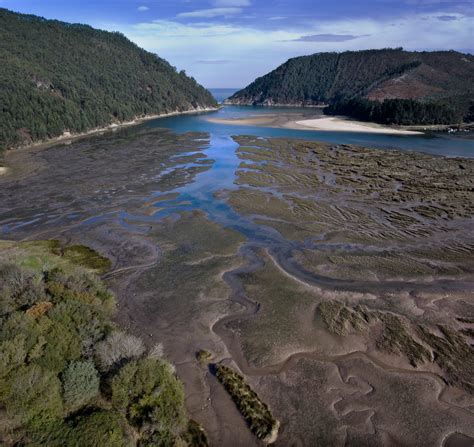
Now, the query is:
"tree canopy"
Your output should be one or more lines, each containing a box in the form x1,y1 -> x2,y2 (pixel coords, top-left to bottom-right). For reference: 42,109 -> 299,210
0,8 -> 217,150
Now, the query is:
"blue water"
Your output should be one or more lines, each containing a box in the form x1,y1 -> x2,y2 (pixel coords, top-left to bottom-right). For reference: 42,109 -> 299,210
112,104 -> 473,242
209,88 -> 240,103
148,105 -> 474,158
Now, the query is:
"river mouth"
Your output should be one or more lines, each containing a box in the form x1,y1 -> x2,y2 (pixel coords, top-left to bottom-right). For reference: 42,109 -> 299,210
1,108 -> 473,446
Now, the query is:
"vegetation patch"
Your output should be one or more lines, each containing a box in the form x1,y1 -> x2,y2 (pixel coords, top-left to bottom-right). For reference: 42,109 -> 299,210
317,301 -> 368,336
215,364 -> 279,443
196,350 -> 213,364
417,325 -> 474,393
0,240 -> 112,275
182,420 -> 209,447
375,313 -> 431,367
0,242 -> 205,446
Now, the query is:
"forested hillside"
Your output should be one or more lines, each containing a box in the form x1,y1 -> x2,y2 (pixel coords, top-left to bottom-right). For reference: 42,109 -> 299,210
0,8 -> 217,150
226,48 -> 474,124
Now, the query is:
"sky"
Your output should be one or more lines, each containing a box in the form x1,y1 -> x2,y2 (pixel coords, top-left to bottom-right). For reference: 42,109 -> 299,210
1,0 -> 473,88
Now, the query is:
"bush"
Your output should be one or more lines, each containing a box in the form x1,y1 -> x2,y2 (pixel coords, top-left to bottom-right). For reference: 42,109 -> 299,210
0,264 -> 46,315
66,411 -> 130,447
2,364 -> 63,427
111,358 -> 187,445
0,334 -> 27,379
0,252 -> 201,445
95,331 -> 145,372
215,364 -> 279,443
29,411 -> 131,447
62,360 -> 100,410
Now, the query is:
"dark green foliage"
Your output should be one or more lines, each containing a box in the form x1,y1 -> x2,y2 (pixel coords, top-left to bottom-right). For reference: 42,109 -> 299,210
28,411 -> 131,447
215,364 -> 279,442
228,48 -> 474,123
64,411 -> 130,447
0,8 -> 217,150
325,97 -> 461,125
62,360 -> 100,409
1,364 -> 64,427
111,358 -> 188,446
466,101 -> 474,122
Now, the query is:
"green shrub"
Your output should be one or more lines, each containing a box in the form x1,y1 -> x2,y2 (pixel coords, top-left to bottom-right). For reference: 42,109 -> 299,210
215,364 -> 279,443
62,360 -> 100,410
28,412 -> 131,447
111,358 -> 187,444
2,364 -> 63,427
0,334 -> 27,379
0,252 -> 201,446
181,420 -> 209,447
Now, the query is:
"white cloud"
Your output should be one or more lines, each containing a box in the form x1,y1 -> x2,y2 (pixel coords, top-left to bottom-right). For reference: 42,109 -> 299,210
177,7 -> 242,18
100,12 -> 472,87
213,0 -> 251,5
137,6 -> 149,12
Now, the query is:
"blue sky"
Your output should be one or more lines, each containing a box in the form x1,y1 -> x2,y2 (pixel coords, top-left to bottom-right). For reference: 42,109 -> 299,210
1,0 -> 473,87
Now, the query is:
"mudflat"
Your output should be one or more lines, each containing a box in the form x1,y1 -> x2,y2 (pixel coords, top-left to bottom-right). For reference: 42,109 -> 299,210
0,125 -> 473,446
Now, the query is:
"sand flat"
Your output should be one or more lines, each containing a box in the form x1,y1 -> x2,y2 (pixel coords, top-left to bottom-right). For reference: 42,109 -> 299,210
293,116 -> 423,134
208,114 -> 423,135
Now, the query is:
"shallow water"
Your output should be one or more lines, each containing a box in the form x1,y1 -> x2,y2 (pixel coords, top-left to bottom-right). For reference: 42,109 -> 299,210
131,105 -> 474,233
1,105 -> 473,240
152,105 -> 474,157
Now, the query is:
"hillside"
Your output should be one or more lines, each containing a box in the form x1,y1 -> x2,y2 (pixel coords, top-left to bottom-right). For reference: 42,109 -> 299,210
0,8 -> 217,150
226,49 -> 474,123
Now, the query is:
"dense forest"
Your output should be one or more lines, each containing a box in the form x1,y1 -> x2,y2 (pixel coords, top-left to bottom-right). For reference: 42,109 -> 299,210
227,48 -> 474,125
0,241 -> 207,446
324,98 -> 464,126
0,8 -> 217,150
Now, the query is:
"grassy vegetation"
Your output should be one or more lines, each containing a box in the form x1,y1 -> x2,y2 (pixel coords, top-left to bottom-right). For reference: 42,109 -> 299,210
196,350 -> 213,364
214,364 -> 279,443
317,299 -> 474,388
0,241 -> 207,446
375,313 -> 431,367
317,301 -> 367,336
417,325 -> 473,393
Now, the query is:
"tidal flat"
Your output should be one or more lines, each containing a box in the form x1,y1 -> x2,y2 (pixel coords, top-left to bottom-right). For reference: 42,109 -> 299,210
0,121 -> 473,446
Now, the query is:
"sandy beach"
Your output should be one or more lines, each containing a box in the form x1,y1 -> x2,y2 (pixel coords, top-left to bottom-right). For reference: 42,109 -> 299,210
208,113 -> 423,135
293,116 -> 423,134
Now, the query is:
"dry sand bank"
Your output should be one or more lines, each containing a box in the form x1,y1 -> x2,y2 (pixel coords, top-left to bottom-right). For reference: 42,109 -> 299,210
293,116 -> 423,134
208,113 -> 423,135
